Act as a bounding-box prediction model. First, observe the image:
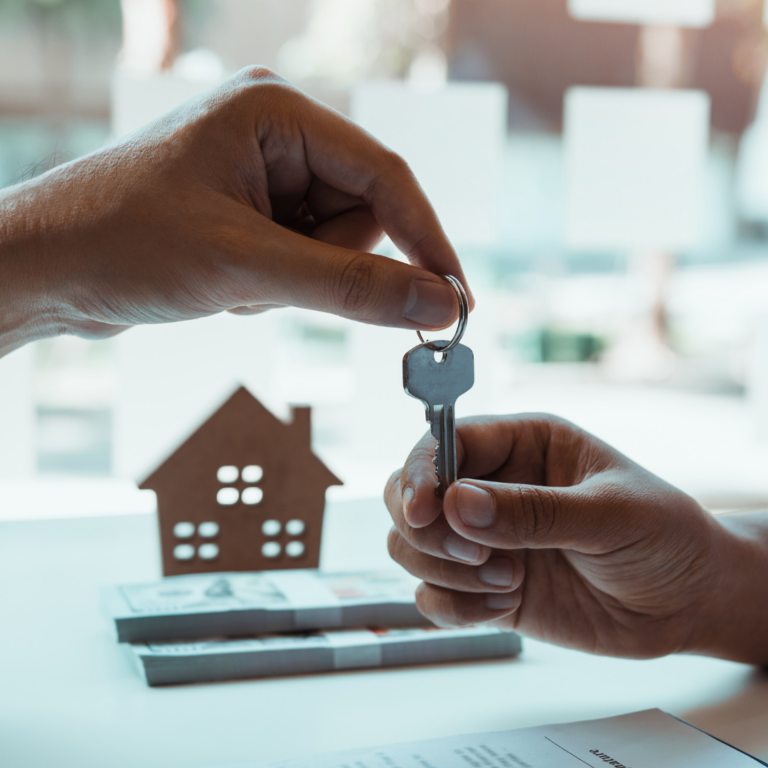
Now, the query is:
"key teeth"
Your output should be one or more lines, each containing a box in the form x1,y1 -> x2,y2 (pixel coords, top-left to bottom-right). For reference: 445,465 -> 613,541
433,439 -> 446,495
433,443 -> 445,498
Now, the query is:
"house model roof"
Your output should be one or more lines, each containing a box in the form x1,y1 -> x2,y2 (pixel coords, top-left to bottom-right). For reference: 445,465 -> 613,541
140,386 -> 342,492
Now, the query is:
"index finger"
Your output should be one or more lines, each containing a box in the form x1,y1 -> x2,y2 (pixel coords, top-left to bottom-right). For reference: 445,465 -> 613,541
394,430 -> 449,529
397,418 -> 514,529
298,95 -> 474,307
384,467 -> 492,566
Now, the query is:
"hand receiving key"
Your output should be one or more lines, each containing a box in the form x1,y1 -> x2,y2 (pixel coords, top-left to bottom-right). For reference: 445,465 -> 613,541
403,276 -> 474,498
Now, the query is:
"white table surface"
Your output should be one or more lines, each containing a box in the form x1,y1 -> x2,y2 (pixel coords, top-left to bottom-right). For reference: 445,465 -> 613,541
2,498 -> 768,767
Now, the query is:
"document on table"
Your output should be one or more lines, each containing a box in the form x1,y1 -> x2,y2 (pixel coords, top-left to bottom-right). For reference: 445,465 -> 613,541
236,709 -> 765,768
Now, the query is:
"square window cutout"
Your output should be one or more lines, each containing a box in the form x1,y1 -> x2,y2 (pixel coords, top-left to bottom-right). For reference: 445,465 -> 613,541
173,544 -> 195,561
217,487 -> 239,505
198,522 -> 219,538
286,541 -> 305,558
242,465 -> 263,483
174,522 -> 195,539
198,543 -> 219,560
217,466 -> 238,483
242,487 -> 263,505
262,542 -> 281,558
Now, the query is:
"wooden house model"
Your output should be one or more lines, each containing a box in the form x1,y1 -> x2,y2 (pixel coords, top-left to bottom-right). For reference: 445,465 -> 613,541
140,387 -> 342,576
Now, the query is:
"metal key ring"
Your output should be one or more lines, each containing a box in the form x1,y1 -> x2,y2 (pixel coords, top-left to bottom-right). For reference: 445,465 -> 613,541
416,275 -> 469,353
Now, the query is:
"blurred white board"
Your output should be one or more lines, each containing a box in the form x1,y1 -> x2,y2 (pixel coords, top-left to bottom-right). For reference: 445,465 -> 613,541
568,0 -> 714,27
112,313 -> 283,481
737,74 -> 768,221
564,87 -> 710,251
111,50 -> 229,139
351,81 -> 507,248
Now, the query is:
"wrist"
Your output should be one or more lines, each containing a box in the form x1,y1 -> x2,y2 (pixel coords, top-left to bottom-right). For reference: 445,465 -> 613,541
684,510 -> 768,664
0,182 -> 66,356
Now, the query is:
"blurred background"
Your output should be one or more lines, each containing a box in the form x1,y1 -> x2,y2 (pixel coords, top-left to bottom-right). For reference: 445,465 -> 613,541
4,0 -> 768,518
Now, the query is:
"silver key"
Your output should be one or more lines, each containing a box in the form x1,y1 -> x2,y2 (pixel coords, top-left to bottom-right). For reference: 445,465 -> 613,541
403,341 -> 474,498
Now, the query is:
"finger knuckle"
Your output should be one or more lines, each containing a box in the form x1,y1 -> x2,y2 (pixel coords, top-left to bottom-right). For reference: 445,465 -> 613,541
414,583 -> 435,620
414,584 -> 463,628
387,528 -> 405,562
416,432 -> 438,456
331,253 -> 381,318
444,598 -> 474,628
404,525 -> 430,554
527,411 -> 561,423
238,65 -> 281,84
362,150 -> 412,202
509,485 -> 560,545
382,149 -> 411,175
419,586 -> 474,628
384,469 -> 401,502
436,556 -> 454,586
235,67 -> 296,108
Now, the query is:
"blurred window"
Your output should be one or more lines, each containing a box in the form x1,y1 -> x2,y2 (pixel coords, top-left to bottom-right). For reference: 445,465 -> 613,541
2,0 -> 768,512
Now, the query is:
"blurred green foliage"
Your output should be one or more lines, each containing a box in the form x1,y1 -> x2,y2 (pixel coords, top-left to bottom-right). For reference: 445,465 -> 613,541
0,0 -> 121,28
0,119 -> 110,188
0,0 -> 206,32
503,328 -> 607,364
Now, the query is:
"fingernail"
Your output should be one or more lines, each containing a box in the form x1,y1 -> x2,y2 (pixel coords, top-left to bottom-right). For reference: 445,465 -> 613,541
486,593 -> 518,611
402,486 -> 415,522
403,279 -> 457,329
479,558 -> 514,587
457,483 -> 495,528
444,532 -> 481,563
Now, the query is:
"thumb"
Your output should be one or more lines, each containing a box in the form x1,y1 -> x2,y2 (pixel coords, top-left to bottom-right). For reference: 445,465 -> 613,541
225,213 -> 461,330
442,475 -> 627,553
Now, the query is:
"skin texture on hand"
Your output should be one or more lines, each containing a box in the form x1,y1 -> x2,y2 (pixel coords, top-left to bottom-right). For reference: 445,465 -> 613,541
385,414 -> 768,664
0,67 -> 472,357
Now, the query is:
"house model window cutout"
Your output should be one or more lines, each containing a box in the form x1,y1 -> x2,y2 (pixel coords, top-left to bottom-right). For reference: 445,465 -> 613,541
139,386 -> 343,576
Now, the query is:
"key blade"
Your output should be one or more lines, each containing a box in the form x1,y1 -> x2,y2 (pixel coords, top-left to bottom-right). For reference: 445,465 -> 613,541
431,403 -> 458,499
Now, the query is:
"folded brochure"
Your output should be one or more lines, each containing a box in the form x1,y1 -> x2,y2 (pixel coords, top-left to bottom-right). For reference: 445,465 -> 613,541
223,709 -> 766,767
129,625 -> 521,686
106,570 -> 428,642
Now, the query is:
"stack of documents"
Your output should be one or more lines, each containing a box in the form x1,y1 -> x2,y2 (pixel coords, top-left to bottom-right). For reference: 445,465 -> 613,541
106,569 -> 522,685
